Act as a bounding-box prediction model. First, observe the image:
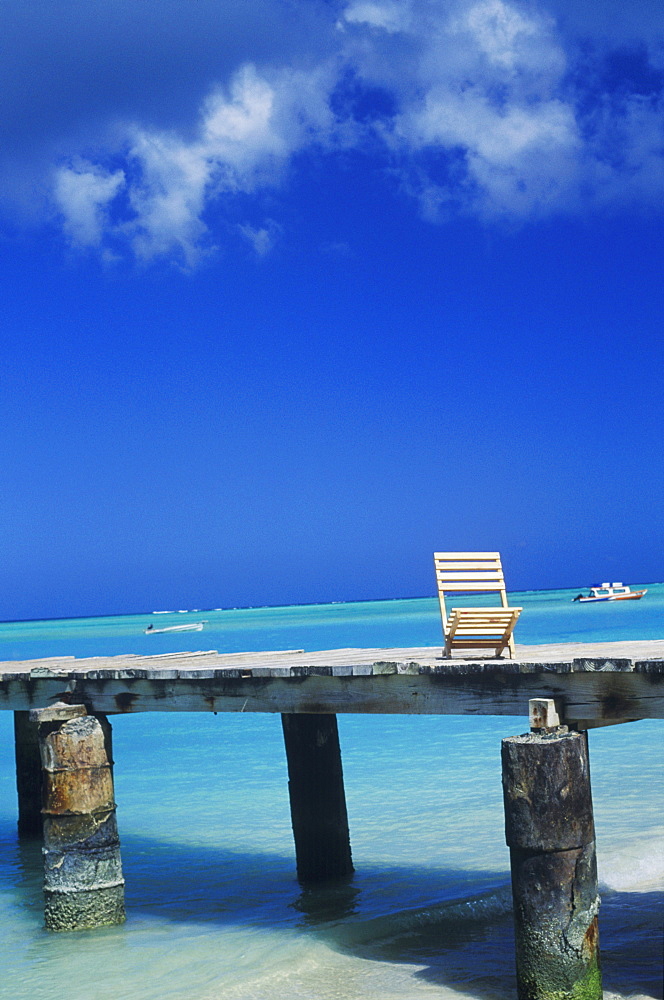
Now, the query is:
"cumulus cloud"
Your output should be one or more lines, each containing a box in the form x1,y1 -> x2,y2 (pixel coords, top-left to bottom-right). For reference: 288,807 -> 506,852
341,0 -> 664,220
341,0 -> 582,219
54,62 -> 338,266
54,161 -> 125,247
39,0 -> 664,262
459,0 -> 562,75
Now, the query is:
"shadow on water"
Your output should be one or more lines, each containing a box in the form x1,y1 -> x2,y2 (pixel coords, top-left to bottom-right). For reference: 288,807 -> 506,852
3,823 -> 662,1000
335,886 -> 664,1000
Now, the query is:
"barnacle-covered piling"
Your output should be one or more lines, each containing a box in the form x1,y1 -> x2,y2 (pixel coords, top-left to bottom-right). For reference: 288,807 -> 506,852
502,729 -> 602,1000
33,705 -> 125,931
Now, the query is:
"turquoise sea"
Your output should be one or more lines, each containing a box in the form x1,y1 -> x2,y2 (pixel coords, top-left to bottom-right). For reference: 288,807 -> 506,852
1,585 -> 662,1000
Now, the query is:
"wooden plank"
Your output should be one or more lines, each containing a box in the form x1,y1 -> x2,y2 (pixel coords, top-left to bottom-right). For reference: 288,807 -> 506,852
436,572 -> 505,581
449,608 -> 520,613
434,552 -> 501,559
450,621 -> 518,628
434,556 -> 502,572
1,643 -> 663,673
445,606 -> 521,657
447,633 -> 516,640
450,626 -> 519,634
435,569 -> 503,575
1,658 -> 662,721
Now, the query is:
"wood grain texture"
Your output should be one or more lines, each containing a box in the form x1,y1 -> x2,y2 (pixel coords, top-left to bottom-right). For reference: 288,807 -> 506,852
1,642 -> 662,722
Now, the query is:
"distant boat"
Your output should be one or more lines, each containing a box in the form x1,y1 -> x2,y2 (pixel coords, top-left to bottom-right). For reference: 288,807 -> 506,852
572,583 -> 647,603
145,622 -> 206,634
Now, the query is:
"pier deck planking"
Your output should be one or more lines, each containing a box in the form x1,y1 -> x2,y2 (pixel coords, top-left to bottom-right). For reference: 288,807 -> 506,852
1,641 -> 663,726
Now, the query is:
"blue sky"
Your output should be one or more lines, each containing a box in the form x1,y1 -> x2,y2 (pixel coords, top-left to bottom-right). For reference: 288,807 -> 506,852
1,0 -> 663,620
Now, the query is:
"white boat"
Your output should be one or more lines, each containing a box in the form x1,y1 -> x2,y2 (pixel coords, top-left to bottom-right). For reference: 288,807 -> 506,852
145,622 -> 206,634
572,583 -> 647,603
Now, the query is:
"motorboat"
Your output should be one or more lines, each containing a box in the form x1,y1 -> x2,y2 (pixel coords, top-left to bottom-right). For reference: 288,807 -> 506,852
572,583 -> 647,603
145,622 -> 206,634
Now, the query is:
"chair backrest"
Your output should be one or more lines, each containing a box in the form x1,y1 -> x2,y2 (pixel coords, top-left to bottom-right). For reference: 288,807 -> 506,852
433,551 -> 510,627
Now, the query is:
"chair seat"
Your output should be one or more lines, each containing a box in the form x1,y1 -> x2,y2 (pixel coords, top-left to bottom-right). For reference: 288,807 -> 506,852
445,608 -> 522,657
434,552 -> 522,659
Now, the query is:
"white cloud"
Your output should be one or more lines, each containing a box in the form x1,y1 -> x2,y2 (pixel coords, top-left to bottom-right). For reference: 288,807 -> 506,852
238,220 -> 281,256
346,0 -> 582,219
460,0 -> 558,74
343,1 -> 413,33
45,0 -> 664,262
123,65 -> 297,265
400,86 -> 581,219
341,0 -> 664,219
54,63 -> 338,266
125,130 -> 210,265
53,161 -> 125,247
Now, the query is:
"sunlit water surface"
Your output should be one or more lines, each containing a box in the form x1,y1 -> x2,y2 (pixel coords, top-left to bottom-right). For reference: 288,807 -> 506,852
1,586 -> 662,999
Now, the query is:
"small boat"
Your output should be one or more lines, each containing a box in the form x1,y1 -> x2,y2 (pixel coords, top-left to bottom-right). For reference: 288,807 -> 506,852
572,583 -> 647,603
145,622 -> 206,634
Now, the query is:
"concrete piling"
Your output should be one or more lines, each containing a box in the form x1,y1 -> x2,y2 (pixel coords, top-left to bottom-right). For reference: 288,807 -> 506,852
31,704 -> 125,931
502,728 -> 602,1000
281,713 -> 354,882
14,711 -> 43,837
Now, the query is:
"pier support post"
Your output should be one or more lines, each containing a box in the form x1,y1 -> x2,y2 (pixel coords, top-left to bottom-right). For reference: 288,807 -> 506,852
31,703 -> 126,931
502,727 -> 602,1000
14,711 -> 43,837
281,713 -> 354,882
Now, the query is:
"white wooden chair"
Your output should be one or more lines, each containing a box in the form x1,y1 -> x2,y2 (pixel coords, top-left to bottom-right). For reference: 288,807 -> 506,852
433,552 -> 522,658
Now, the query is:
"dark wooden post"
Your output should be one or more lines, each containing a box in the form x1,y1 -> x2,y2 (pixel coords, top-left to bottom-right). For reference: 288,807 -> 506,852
14,710 -> 43,837
32,703 -> 126,931
281,713 -> 354,882
502,726 -> 602,1000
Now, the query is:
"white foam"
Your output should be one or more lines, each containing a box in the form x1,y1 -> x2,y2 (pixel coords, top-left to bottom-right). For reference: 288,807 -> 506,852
599,829 -> 664,893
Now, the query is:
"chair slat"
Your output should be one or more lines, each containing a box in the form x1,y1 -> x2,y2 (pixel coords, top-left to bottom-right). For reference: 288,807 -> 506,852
444,639 -> 511,648
436,569 -> 503,590
449,609 -> 522,616
434,552 -> 501,559
434,561 -> 504,570
434,551 -> 521,658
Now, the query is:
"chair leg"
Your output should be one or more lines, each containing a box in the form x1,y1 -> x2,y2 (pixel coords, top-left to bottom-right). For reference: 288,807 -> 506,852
494,635 -> 512,658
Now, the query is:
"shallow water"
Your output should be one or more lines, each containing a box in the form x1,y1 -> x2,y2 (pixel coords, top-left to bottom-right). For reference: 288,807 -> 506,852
1,587 -> 662,999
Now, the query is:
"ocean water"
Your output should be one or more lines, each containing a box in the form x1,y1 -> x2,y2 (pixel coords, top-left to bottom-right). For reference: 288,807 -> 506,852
0,585 -> 662,1000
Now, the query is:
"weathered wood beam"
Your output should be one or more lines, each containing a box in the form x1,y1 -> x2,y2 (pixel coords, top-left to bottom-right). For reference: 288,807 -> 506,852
281,713 -> 354,882
1,661 -> 662,721
13,710 -> 43,837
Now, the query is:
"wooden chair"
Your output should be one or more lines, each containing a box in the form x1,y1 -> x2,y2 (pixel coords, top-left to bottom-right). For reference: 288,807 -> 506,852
433,552 -> 522,658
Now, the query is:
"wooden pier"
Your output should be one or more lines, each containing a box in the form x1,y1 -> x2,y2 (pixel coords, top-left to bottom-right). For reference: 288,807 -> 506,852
2,639 -> 663,998
2,640 -> 663,723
